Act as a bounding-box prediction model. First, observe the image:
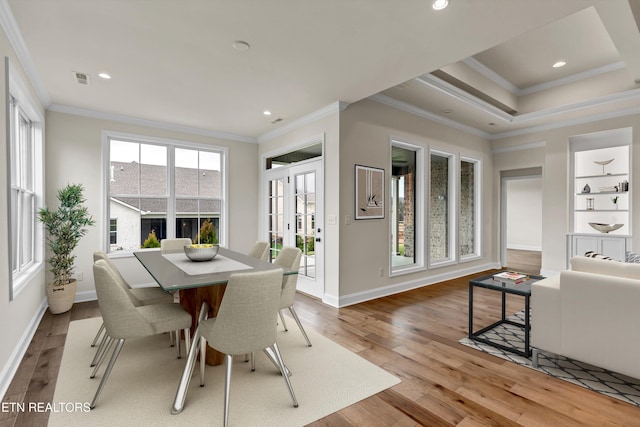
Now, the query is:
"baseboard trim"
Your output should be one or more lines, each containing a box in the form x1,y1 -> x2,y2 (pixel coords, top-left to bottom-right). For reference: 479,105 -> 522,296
335,262 -> 501,307
507,245 -> 542,252
0,297 -> 48,401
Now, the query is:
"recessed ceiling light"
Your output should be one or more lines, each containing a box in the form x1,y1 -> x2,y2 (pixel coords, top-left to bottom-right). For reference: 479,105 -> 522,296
232,40 -> 250,51
553,61 -> 566,68
432,0 -> 449,10
98,72 -> 111,79
263,110 -> 272,116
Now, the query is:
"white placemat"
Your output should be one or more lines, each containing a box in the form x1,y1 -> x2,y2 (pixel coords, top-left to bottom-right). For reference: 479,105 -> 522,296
162,252 -> 252,276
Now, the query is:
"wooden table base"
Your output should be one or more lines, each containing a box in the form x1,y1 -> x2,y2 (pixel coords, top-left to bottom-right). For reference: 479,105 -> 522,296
179,284 -> 227,366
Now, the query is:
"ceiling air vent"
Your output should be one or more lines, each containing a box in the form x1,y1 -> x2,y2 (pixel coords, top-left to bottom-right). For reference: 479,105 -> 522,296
271,117 -> 284,125
72,71 -> 91,85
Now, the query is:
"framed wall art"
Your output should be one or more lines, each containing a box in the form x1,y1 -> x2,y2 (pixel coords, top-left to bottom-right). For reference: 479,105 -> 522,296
355,164 -> 384,219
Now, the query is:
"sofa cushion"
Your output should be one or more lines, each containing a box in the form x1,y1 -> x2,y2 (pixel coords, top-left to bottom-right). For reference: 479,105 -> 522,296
571,256 -> 640,280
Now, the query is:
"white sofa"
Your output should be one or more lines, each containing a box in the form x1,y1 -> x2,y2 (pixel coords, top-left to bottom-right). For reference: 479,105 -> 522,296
531,256 -> 640,379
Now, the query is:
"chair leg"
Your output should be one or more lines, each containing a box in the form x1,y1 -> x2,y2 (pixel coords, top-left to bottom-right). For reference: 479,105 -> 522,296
171,325 -> 203,415
270,342 -> 298,408
288,307 -> 312,347
90,338 -> 125,409
250,352 -> 255,372
90,332 -> 109,367
223,354 -> 233,427
200,336 -> 207,386
278,310 -> 288,331
169,330 -> 175,347
184,327 -> 191,356
91,323 -> 105,347
91,337 -> 114,378
176,330 -> 182,359
262,348 -> 291,376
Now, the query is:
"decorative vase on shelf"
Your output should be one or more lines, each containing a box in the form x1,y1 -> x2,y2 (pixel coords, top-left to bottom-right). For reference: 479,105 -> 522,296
582,184 -> 590,193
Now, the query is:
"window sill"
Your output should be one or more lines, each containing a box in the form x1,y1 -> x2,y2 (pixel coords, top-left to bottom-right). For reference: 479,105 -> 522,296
12,261 -> 45,299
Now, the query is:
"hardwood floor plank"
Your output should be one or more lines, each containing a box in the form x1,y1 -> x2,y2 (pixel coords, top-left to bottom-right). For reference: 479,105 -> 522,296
5,270 -> 640,426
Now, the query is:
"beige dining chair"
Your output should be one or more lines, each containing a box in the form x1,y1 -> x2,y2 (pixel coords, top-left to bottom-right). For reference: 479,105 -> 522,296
90,252 -> 175,365
247,241 -> 270,261
160,238 -> 192,346
161,237 -> 193,252
90,259 -> 192,409
188,269 -> 298,426
275,247 -> 312,347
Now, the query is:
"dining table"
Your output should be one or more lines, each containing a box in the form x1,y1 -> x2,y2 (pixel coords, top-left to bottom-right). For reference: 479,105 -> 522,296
134,246 -> 297,414
134,246 -> 296,365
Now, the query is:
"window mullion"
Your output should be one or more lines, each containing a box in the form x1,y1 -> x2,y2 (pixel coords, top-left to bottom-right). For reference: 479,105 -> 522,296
167,146 -> 176,238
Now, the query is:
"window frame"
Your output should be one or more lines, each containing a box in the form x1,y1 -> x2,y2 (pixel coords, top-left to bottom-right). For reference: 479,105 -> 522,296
458,155 -> 482,262
389,138 -> 425,276
428,148 -> 457,268
6,58 -> 45,300
102,131 -> 228,255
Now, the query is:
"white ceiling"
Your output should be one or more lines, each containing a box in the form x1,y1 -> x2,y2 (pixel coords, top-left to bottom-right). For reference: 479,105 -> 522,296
6,0 -> 638,142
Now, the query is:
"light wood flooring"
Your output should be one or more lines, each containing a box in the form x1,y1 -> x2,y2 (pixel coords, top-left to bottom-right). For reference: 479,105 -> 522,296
3,270 -> 640,426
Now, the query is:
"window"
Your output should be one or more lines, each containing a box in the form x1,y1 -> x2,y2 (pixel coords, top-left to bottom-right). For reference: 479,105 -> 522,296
390,140 -> 423,273
460,157 -> 481,260
7,59 -> 44,299
109,219 -> 118,245
105,133 -> 226,252
429,150 -> 455,266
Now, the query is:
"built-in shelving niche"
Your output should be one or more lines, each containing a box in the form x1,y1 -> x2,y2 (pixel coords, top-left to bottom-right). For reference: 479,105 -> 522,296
567,128 -> 632,264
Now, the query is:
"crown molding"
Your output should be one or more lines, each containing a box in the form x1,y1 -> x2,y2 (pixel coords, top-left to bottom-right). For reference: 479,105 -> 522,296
462,57 -> 520,94
257,101 -> 348,143
492,141 -> 546,153
518,61 -> 627,96
48,104 -> 257,144
0,0 -> 50,106
489,104 -> 640,140
370,94 -> 491,139
416,74 -> 514,123
464,56 -> 626,97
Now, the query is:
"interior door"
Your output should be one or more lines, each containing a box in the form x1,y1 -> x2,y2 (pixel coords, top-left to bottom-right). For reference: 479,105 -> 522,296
265,159 -> 323,298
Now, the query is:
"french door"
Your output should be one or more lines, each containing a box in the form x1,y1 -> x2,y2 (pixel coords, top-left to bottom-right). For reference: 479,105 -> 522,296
264,159 -> 323,298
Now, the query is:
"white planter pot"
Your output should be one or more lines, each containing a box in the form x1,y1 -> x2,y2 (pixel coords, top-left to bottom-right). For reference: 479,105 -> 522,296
46,279 -> 77,314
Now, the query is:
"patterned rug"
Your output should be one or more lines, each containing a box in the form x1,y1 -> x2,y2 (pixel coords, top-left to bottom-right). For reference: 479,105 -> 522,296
460,311 -> 640,407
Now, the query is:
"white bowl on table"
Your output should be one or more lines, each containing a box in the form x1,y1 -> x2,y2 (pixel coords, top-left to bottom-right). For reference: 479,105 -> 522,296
184,244 -> 219,261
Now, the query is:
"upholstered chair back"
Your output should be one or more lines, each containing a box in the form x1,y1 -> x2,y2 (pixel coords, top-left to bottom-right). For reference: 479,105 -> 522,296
161,238 -> 192,252
275,247 -> 302,309
248,241 -> 270,261
93,259 -> 154,338
201,269 -> 283,355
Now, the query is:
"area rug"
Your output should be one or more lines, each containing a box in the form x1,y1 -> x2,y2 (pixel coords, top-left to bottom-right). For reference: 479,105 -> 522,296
460,311 -> 640,407
48,316 -> 399,426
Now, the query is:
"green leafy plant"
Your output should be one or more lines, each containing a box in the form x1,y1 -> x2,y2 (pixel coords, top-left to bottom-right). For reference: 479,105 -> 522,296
197,218 -> 218,244
142,230 -> 161,248
38,184 -> 95,287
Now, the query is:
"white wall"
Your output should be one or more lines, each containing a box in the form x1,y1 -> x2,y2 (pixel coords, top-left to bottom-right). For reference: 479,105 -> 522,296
258,109 -> 341,305
0,35 -> 48,399
44,110 -> 260,296
492,114 -> 640,274
506,177 -> 542,251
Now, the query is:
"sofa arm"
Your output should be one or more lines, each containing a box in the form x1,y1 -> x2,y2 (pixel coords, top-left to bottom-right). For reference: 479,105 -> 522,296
561,270 -> 640,379
531,274 -> 561,354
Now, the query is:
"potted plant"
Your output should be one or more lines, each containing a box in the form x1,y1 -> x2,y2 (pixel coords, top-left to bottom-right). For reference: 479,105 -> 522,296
38,184 -> 95,314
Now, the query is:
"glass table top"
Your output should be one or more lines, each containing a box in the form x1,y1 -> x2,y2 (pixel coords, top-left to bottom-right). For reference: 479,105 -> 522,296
134,247 -> 295,291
